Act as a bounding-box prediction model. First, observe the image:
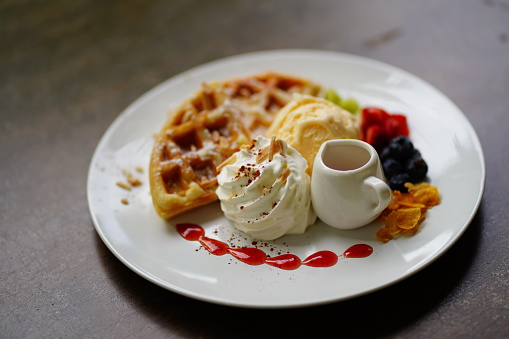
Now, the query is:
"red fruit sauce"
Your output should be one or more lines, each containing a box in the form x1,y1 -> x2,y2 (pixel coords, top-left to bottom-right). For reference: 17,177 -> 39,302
176,223 -> 373,270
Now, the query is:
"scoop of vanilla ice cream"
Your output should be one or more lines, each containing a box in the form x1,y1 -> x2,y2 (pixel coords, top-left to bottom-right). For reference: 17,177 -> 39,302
216,136 -> 316,240
266,94 -> 359,176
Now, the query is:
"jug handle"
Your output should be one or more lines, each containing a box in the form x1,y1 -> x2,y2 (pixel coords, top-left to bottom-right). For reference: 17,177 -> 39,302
363,176 -> 392,215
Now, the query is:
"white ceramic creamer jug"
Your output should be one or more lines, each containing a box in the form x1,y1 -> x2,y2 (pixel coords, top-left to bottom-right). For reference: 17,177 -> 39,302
311,139 -> 391,230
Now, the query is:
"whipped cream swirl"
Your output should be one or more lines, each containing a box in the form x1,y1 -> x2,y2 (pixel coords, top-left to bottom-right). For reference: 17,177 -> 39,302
216,136 -> 316,240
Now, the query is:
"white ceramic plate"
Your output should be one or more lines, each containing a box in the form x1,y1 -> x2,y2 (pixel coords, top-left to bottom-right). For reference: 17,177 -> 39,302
87,50 -> 485,308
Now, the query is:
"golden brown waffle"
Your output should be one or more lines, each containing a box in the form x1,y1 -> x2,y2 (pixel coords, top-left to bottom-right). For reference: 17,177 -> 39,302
149,72 -> 322,220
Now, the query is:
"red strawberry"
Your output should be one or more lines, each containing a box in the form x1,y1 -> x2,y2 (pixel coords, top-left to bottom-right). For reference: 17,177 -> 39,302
360,107 -> 409,151
360,107 -> 388,141
365,125 -> 388,151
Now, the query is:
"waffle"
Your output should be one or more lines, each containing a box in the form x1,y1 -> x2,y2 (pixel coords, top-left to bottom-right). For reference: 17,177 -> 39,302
149,72 -> 322,220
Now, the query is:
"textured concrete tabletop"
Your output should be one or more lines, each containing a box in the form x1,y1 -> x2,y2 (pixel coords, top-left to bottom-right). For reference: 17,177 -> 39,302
1,0 -> 508,337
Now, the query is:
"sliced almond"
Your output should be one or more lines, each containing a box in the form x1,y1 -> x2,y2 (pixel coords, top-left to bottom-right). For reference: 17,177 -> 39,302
279,167 -> 291,184
216,154 -> 237,173
225,192 -> 237,203
268,136 -> 276,161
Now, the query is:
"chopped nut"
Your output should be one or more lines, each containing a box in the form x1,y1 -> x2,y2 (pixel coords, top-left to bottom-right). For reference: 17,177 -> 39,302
216,154 -> 237,173
225,193 -> 237,203
256,146 -> 269,162
279,167 -> 291,183
127,177 -> 142,187
121,169 -> 143,187
268,136 -> 276,161
121,198 -> 129,205
116,182 -> 132,190
263,137 -> 285,162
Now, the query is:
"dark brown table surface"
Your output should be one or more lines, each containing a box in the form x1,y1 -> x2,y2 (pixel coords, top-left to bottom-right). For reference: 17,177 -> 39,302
2,0 -> 508,337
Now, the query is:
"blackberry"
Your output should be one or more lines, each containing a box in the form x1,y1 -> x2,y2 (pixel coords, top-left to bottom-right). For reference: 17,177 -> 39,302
382,158 -> 402,179
406,153 -> 428,182
379,147 -> 391,162
389,172 -> 411,192
387,136 -> 414,160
